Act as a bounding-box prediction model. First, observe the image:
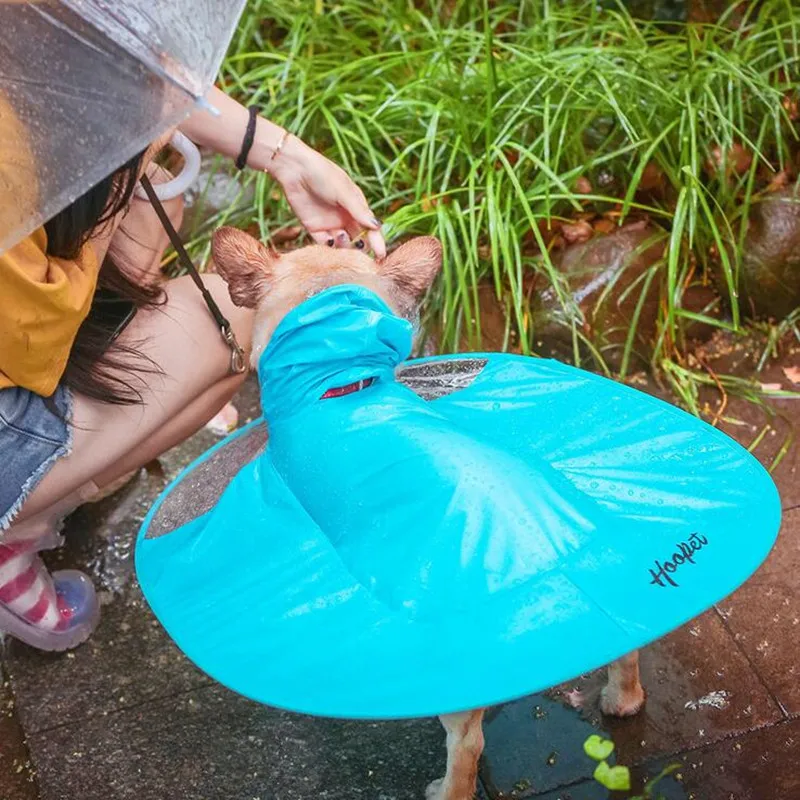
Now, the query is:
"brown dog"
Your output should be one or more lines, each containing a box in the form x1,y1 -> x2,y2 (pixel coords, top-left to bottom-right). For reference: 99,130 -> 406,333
211,226 -> 645,800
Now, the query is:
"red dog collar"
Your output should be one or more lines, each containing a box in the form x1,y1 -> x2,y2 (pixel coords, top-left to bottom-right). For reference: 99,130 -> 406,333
321,377 -> 376,400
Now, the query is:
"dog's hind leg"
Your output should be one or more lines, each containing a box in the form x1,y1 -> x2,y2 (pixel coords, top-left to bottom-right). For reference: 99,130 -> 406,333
426,709 -> 485,800
600,649 -> 645,717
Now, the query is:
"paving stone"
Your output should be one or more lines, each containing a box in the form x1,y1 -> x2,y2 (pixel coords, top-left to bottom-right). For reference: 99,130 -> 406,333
480,610 -> 782,798
5,378 -> 263,736
717,507 -> 800,716
502,718 -> 800,798
532,783 -> 623,799
0,666 -> 39,800
480,695 -> 603,798
5,472 -> 210,735
634,717 -> 800,800
27,683 -> 446,800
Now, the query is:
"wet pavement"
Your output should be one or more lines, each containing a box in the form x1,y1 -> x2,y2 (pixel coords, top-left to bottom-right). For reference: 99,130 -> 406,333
1,370 -> 799,800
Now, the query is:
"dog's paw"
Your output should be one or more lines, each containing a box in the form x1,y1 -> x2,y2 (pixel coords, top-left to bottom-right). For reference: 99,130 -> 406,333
600,684 -> 646,717
425,778 -> 445,799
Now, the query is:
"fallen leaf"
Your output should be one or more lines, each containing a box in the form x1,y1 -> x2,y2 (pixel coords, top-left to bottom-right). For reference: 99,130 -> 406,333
759,382 -> 783,392
206,402 -> 239,435
767,171 -> 791,193
593,219 -> 615,234
584,735 -> 614,761
707,142 -> 752,176
575,176 -> 593,194
782,366 -> 800,384
639,160 -> 665,192
562,220 -> 593,245
593,761 -> 631,791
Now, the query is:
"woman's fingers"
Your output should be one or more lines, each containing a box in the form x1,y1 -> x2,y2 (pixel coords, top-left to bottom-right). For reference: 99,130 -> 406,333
342,214 -> 386,260
342,198 -> 385,258
366,228 -> 387,260
336,179 -> 382,232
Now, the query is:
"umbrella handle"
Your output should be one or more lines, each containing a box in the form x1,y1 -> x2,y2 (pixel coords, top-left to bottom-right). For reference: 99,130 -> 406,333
134,131 -> 201,202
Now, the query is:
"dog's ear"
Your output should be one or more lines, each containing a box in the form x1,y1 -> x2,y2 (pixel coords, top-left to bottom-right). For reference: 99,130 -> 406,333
211,226 -> 277,308
379,236 -> 442,299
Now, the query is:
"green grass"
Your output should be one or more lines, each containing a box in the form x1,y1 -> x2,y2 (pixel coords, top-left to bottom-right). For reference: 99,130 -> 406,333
182,0 -> 799,409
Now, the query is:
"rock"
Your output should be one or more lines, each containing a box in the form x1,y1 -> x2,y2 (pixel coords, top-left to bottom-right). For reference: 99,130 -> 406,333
454,224 -> 719,365
529,223 -> 718,367
531,223 -> 667,369
602,0 -> 688,21
736,190 -> 800,320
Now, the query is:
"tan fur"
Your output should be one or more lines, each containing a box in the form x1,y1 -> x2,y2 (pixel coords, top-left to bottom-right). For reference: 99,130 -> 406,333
428,710 -> 486,800
212,226 -> 646,800
601,650 -> 645,717
212,228 -> 442,366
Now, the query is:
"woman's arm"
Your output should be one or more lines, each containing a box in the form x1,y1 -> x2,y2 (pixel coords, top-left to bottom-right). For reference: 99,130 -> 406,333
179,87 -> 385,258
179,87 -> 286,167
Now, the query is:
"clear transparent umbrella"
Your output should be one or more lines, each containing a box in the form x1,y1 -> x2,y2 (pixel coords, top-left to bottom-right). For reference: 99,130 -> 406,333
0,0 -> 247,252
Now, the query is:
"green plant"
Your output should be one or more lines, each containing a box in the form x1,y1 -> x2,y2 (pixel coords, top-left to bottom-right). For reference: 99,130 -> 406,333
584,734 -> 681,798
184,0 -> 800,418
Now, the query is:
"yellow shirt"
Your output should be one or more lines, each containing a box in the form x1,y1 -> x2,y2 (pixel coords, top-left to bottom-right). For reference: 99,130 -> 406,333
0,228 -> 99,396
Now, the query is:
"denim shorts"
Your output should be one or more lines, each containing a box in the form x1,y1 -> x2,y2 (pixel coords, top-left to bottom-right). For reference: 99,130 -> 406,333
0,385 -> 72,531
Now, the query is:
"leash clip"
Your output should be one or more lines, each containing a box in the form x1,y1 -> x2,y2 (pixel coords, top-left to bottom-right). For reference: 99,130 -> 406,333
221,324 -> 247,375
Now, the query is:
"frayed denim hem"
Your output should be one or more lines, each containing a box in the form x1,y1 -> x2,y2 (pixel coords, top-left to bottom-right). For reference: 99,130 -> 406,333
0,390 -> 73,533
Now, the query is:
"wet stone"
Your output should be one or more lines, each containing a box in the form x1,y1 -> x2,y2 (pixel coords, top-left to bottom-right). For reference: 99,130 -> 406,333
735,190 -> 800,321
606,0 -> 689,22
1,381 -> 268,734
27,683 -> 446,800
480,610 -> 781,798
531,224 -> 665,369
6,376 -> 260,735
480,695 -> 602,797
532,783 -> 633,800
532,223 -> 717,370
5,575 -> 211,736
717,507 -> 800,716
616,717 -> 800,800
0,666 -> 39,800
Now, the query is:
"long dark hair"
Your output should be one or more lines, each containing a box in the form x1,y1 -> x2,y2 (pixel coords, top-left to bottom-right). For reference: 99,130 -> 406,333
44,151 -> 165,405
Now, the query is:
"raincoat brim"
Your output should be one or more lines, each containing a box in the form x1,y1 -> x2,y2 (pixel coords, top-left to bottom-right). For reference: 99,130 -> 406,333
135,355 -> 780,719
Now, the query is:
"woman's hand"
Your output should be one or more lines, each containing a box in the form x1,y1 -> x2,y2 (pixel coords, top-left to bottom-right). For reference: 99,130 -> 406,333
180,89 -> 385,259
267,135 -> 385,259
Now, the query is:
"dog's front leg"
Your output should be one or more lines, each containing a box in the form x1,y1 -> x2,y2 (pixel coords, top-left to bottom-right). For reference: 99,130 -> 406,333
426,709 -> 485,800
600,649 -> 645,716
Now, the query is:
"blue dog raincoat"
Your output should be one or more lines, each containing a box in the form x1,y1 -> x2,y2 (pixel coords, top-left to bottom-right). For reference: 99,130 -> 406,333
136,285 -> 781,719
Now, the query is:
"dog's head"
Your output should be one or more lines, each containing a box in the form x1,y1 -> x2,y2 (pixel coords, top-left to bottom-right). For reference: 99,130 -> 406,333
211,227 -> 442,365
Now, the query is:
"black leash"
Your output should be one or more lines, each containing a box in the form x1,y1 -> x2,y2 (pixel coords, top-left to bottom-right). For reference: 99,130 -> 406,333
139,174 -> 247,375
